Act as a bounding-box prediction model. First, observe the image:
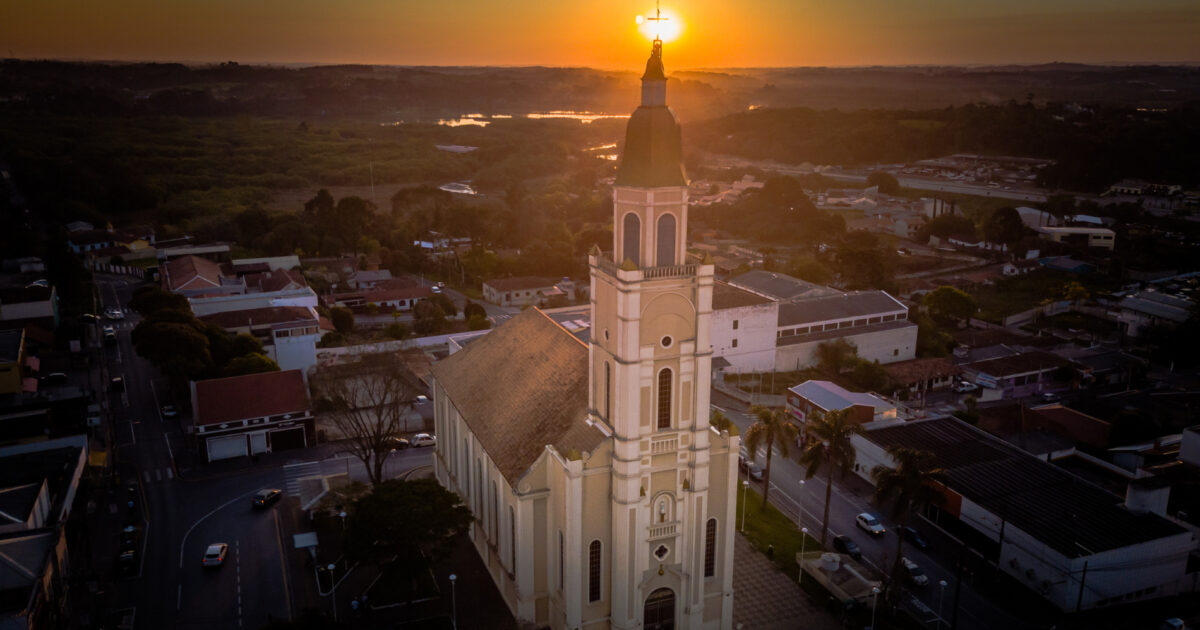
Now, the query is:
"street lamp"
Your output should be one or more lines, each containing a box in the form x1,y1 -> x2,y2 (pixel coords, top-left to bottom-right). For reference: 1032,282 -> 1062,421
870,585 -> 881,630
797,479 -> 806,528
328,563 -> 339,622
448,573 -> 458,630
740,480 -> 749,533
339,510 -> 347,531
937,579 -> 948,630
798,527 -> 809,585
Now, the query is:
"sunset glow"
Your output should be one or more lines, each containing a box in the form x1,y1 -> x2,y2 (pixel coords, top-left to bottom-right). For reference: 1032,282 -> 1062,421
636,7 -> 684,43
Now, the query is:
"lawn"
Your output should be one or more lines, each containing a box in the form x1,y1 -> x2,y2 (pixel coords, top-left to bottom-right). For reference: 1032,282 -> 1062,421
735,483 -> 822,580
969,269 -> 1122,322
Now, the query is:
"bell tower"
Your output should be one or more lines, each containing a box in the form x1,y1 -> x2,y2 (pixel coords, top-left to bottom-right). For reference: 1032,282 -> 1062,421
589,35 -> 719,630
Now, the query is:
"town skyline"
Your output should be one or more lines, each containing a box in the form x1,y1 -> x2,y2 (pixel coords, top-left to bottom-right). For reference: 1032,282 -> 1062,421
4,1 -> 1200,69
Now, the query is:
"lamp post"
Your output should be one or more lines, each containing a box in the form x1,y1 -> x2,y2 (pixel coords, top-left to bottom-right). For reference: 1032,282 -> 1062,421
797,479 -> 806,528
740,480 -> 749,533
448,573 -> 458,630
798,527 -> 809,585
328,563 -> 339,622
870,585 -> 881,630
339,510 -> 347,531
938,579 -> 948,630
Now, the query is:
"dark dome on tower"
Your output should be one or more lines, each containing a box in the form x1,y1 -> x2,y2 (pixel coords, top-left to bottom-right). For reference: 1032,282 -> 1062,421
615,40 -> 687,188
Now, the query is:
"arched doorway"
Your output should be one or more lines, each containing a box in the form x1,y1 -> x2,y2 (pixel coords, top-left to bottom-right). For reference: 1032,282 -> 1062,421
644,587 -> 675,630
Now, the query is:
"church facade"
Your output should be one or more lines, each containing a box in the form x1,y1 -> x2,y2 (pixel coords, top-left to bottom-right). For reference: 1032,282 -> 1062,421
431,38 -> 739,630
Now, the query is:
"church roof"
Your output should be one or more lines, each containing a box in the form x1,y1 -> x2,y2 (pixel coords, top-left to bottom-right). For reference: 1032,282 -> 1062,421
615,106 -> 687,188
431,308 -> 605,484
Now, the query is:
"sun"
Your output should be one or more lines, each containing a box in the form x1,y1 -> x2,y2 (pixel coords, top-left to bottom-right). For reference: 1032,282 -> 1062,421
636,7 -> 684,43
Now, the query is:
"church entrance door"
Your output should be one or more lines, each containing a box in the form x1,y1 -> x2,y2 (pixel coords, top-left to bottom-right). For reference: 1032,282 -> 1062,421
644,587 -> 675,630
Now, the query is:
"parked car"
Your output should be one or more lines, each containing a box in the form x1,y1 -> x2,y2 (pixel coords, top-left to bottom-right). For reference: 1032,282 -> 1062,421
161,405 -> 178,418
41,372 -> 69,385
1041,392 -> 1062,403
79,313 -> 100,323
410,433 -> 437,447
747,465 -> 764,482
901,526 -> 930,550
105,307 -> 125,320
252,489 -> 282,508
833,535 -> 862,561
953,380 -> 978,393
201,543 -> 228,567
737,454 -> 750,472
900,557 -> 929,587
415,395 -> 430,404
855,513 -> 886,536
384,436 -> 410,450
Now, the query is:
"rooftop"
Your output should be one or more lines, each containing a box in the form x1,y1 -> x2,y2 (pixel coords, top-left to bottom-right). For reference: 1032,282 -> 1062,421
163,255 -> 224,291
728,270 -> 838,302
431,308 -> 605,484
199,306 -> 318,330
965,351 -> 1071,378
777,291 -> 907,327
789,380 -> 894,415
712,281 -> 774,310
484,276 -> 560,292
777,319 -> 917,347
193,369 -> 310,426
882,357 -> 960,385
1119,293 -> 1192,323
864,417 -> 1185,557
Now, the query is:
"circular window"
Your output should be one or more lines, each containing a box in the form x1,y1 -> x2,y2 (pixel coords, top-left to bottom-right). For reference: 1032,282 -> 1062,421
661,336 -> 673,348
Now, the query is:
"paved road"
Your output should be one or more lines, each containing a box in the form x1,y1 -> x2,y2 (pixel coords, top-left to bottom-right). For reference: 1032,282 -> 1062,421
711,389 -> 1037,630
91,275 -> 433,629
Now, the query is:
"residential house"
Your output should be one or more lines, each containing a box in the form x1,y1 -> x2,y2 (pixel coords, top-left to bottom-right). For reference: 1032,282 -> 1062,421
0,436 -> 88,630
198,306 -> 322,374
347,269 -> 393,289
65,231 -> 114,254
327,284 -> 432,312
883,357 -> 961,396
1002,259 -> 1041,276
960,351 -> 1073,401
189,370 -> 313,462
483,276 -> 574,307
162,255 -> 243,297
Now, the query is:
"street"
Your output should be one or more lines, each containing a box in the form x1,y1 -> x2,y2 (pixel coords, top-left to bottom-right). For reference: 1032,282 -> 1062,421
713,388 -> 1038,630
89,274 -> 433,629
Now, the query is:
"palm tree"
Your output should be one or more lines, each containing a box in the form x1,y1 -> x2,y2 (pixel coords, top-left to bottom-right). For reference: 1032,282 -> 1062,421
744,405 -> 798,510
871,446 -> 948,588
798,408 -> 864,547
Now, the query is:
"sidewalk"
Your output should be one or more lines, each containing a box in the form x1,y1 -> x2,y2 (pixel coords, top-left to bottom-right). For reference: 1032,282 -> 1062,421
732,534 -> 840,630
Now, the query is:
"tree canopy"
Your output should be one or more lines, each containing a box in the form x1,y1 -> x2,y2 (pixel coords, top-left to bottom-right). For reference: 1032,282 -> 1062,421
923,286 -> 978,326
342,479 -> 472,579
866,171 -> 900,194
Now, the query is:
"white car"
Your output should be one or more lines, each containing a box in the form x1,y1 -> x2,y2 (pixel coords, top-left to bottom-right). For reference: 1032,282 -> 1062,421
856,512 -> 886,537
953,381 -> 978,393
411,433 -> 437,448
201,543 -> 228,567
105,307 -> 125,320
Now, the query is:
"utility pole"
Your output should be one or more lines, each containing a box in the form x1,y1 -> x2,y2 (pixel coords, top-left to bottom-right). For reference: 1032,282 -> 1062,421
1075,560 -> 1089,613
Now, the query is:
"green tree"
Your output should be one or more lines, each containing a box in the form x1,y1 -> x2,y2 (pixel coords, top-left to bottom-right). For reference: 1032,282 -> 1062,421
412,299 -> 447,335
335,196 -> 375,257
816,338 -> 858,374
466,314 -> 491,330
981,207 -> 1025,246
128,286 -> 191,317
918,214 -> 976,242
343,479 -> 472,594
430,292 -> 458,317
230,333 -> 264,358
329,307 -> 355,334
744,405 -> 798,510
1061,281 -> 1090,308
871,447 -> 947,591
223,352 -> 280,377
786,256 -> 833,285
463,300 -> 487,321
131,319 -> 213,387
318,332 -> 344,348
1041,193 -> 1076,220
866,171 -> 901,195
384,322 -> 411,340
851,359 -> 890,392
798,409 -> 864,546
923,286 -> 977,326
709,408 -> 735,434
913,312 -> 953,357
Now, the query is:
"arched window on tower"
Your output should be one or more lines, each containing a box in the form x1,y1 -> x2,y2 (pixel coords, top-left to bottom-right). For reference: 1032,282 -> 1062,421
622,212 -> 641,267
588,540 -> 602,602
704,518 -> 717,577
657,368 -> 672,429
656,213 -> 676,266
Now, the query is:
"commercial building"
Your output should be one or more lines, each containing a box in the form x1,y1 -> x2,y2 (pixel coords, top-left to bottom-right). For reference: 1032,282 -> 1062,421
786,380 -> 899,426
189,370 -> 313,462
853,417 -> 1194,611
198,306 -> 323,373
1036,226 -> 1116,250
1114,292 -> 1193,337
960,351 -> 1073,401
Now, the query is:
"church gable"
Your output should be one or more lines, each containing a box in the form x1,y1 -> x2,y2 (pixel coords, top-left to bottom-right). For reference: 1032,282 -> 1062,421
432,308 -> 605,484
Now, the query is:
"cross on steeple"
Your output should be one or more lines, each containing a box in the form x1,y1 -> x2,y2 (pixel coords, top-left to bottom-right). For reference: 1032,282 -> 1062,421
645,0 -> 668,42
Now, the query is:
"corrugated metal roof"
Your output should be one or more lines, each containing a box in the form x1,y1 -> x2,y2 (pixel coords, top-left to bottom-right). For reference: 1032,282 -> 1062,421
778,291 -> 907,327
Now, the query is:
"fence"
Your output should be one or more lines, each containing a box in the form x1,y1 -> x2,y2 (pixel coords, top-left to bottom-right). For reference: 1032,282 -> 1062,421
90,261 -> 145,279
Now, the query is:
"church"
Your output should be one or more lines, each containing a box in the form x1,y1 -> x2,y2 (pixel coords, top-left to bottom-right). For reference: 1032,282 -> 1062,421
431,36 -> 739,630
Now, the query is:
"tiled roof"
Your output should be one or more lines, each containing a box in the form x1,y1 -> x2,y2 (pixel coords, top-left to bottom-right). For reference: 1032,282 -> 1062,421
431,308 -> 605,484
193,369 -> 310,426
163,255 -> 224,291
864,417 -> 1184,557
199,306 -> 317,330
712,281 -> 774,310
330,286 -> 432,303
246,269 -> 307,293
484,276 -> 559,292
882,357 -> 960,385
777,291 -> 906,327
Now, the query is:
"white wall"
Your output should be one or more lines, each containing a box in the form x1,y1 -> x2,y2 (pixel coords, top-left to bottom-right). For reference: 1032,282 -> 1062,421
711,303 -> 777,373
272,332 -> 318,374
189,288 -> 318,316
774,323 -> 917,371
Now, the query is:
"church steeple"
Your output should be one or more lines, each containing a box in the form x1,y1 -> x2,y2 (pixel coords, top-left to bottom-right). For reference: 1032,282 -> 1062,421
641,39 -> 667,106
614,37 -> 686,190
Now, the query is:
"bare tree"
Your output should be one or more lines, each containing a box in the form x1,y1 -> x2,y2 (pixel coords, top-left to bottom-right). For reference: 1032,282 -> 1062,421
311,353 -> 422,486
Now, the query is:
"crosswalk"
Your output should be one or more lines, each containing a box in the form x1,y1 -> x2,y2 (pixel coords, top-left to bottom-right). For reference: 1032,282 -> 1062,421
143,467 -> 175,483
284,461 -> 323,496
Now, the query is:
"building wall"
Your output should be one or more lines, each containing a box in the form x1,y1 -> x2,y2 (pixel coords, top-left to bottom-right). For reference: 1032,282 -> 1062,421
271,331 -> 319,374
774,323 -> 917,372
188,288 -> 319,316
710,303 -> 777,373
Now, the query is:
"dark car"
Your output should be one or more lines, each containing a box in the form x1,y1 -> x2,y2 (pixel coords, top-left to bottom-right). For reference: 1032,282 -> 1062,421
737,454 -> 750,472
384,436 -> 410,450
79,313 -> 100,324
833,535 -> 862,561
252,489 -> 282,508
901,526 -> 930,550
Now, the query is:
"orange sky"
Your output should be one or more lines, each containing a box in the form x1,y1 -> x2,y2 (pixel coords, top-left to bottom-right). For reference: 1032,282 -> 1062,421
2,1 -> 1198,67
